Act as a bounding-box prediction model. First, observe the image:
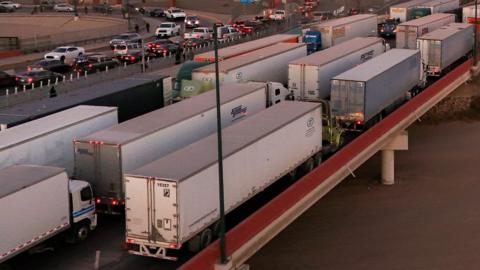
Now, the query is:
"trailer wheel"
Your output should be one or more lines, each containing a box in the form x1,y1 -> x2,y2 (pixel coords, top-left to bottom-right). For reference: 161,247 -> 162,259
288,168 -> 297,181
75,223 -> 89,242
200,228 -> 213,249
187,235 -> 201,253
314,153 -> 322,166
300,158 -> 314,175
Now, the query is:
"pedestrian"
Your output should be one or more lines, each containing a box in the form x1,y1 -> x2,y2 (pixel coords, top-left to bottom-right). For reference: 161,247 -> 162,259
134,24 -> 140,33
49,86 -> 57,98
84,6 -> 88,15
145,22 -> 150,33
175,48 -> 181,65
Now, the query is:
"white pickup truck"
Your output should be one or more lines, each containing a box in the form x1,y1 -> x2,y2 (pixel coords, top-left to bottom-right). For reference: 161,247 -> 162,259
184,27 -> 213,39
155,22 -> 181,37
269,10 -> 286,20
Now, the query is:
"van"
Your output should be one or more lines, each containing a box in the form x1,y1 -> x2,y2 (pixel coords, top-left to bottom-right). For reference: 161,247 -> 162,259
113,43 -> 142,57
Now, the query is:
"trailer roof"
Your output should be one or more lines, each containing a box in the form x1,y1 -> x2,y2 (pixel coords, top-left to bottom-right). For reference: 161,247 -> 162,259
0,73 -> 167,127
0,105 -> 116,151
417,23 -> 473,40
0,165 -> 65,199
127,101 -> 321,181
315,14 -> 376,27
332,49 -> 419,82
390,0 -> 430,8
78,82 -> 267,144
289,37 -> 383,66
194,43 -> 306,73
193,34 -> 299,62
398,13 -> 455,26
416,0 -> 458,8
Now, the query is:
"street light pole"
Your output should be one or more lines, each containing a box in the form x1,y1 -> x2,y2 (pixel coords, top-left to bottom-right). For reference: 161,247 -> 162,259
73,0 -> 78,17
213,23 -> 228,265
474,0 -> 478,66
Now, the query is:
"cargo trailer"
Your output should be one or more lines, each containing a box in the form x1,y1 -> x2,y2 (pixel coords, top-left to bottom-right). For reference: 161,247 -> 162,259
396,13 -> 455,49
192,43 -> 306,85
417,23 -> 473,76
193,34 -> 299,62
0,73 -> 172,127
0,165 -> 96,263
390,0 -> 431,22
331,49 -> 421,130
288,37 -> 387,102
413,0 -> 459,17
310,14 -> 378,49
462,5 -> 480,23
0,105 -> 117,176
74,82 -> 284,214
125,101 -> 323,260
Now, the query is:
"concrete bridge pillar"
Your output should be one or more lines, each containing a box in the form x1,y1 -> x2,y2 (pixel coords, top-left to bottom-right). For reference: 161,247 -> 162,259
381,130 -> 408,185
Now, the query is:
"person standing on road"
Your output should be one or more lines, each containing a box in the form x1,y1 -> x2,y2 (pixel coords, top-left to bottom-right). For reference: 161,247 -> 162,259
134,24 -> 140,33
146,22 -> 150,33
84,6 -> 88,15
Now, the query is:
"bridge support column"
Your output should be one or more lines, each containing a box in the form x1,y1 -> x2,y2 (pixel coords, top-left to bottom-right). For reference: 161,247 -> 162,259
381,130 -> 408,185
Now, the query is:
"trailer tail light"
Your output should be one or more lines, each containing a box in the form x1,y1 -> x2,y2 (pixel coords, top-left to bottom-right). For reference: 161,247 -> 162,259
112,200 -> 119,205
89,140 -> 104,145
169,243 -> 180,249
356,120 -> 363,125
127,239 -> 135,244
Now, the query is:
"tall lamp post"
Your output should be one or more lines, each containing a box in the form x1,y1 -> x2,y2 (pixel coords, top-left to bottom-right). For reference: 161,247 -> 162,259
213,23 -> 228,265
474,0 -> 478,66
73,0 -> 78,17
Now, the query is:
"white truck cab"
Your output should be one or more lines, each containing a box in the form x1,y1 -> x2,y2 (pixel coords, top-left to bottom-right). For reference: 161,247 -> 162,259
69,179 -> 97,240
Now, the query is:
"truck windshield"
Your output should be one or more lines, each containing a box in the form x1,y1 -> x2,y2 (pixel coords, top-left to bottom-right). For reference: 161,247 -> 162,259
304,34 -> 318,43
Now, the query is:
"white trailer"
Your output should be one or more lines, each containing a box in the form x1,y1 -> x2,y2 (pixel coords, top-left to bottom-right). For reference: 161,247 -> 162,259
0,165 -> 97,263
310,14 -> 378,49
74,82 -> 284,214
125,101 -> 323,260
415,0 -> 459,14
0,105 -> 117,176
193,34 -> 299,62
288,37 -> 387,102
462,5 -> 480,23
331,49 -> 421,130
390,0 -> 431,22
396,13 -> 455,49
192,43 -> 307,85
417,23 -> 473,76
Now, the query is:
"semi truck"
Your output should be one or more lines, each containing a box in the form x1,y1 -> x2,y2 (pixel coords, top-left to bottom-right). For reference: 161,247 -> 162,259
288,37 -> 387,102
330,49 -> 421,130
396,13 -> 455,49
73,82 -> 287,214
0,165 -> 97,263
411,0 -> 459,19
310,14 -> 378,49
192,43 -> 307,85
0,73 -> 172,127
417,23 -> 473,76
463,5 -> 480,23
389,0 -> 431,22
193,34 -> 299,62
124,101 -> 323,260
0,105 -> 117,175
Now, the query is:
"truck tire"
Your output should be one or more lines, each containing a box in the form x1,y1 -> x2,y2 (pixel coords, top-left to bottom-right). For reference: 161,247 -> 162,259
299,157 -> 315,175
200,228 -> 213,249
288,168 -> 297,181
74,223 -> 90,242
187,235 -> 201,253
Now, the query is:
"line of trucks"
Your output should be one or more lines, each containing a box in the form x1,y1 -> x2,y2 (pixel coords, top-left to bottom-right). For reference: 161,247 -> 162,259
0,10 -> 475,264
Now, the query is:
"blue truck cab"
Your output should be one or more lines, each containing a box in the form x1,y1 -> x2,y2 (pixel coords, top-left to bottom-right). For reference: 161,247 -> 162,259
303,30 -> 322,54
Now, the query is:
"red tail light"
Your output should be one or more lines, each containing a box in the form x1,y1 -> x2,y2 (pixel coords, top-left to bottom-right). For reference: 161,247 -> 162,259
88,64 -> 93,68
155,44 -> 161,48
130,56 -> 136,61
356,120 -> 363,125
96,198 -> 101,204
127,239 -> 135,244
169,243 -> 180,249
27,66 -> 32,71
112,200 -> 119,205
27,77 -> 33,84
15,77 -> 19,81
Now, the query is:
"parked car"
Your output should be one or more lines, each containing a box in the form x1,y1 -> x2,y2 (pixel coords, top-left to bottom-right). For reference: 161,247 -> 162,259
312,10 -> 332,21
44,46 -> 85,62
16,70 -> 63,86
53,3 -> 74,12
155,22 -> 181,37
164,7 -> 186,20
92,4 -> 112,13
347,8 -> 360,15
0,71 -> 16,89
72,54 -> 119,74
109,33 -> 142,48
184,15 -> 200,28
0,5 -> 13,12
269,10 -> 286,20
0,1 -> 21,9
113,42 -> 142,57
27,59 -> 72,74
182,37 -> 208,48
149,8 -> 164,17
145,39 -> 179,56
184,27 -> 213,39
39,0 -> 56,10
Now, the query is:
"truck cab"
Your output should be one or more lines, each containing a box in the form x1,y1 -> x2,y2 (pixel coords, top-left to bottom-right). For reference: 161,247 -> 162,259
379,18 -> 400,37
303,30 -> 322,54
69,180 -> 97,241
